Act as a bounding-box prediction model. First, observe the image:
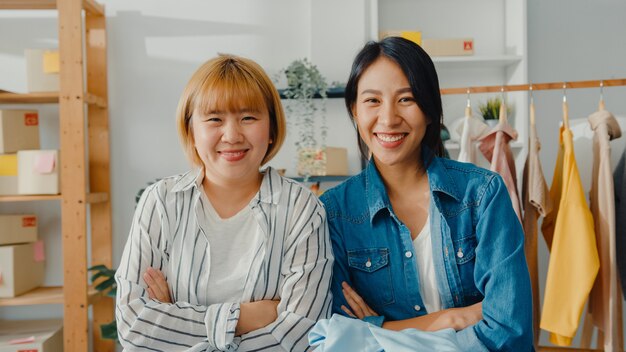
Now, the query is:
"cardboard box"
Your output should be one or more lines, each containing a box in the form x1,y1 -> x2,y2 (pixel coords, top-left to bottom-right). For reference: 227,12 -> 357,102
17,150 -> 59,195
422,38 -> 474,56
297,147 -> 349,176
0,242 -> 45,298
0,215 -> 37,246
0,154 -> 18,196
379,30 -> 422,45
0,110 -> 40,154
25,49 -> 60,93
0,319 -> 63,352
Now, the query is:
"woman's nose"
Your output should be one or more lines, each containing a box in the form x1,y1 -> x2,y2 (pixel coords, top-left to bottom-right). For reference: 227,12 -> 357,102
221,122 -> 243,143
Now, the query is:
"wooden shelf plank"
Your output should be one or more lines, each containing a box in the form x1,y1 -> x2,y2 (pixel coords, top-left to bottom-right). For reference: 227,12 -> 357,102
86,192 -> 108,204
0,0 -> 103,15
82,0 -> 103,15
0,91 -> 58,104
0,194 -> 61,202
0,0 -> 56,10
0,286 -> 102,307
0,91 -> 107,107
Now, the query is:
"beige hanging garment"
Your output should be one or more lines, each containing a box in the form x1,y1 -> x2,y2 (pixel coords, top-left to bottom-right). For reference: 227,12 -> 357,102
522,100 -> 553,348
587,109 -> 623,352
478,102 -> 522,221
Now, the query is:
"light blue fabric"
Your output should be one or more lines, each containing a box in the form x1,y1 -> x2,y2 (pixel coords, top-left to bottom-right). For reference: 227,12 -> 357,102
320,154 -> 533,351
309,314 -> 463,352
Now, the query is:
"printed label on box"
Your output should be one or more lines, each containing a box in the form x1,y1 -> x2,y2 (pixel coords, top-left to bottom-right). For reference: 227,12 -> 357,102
464,41 -> 473,51
22,216 -> 37,227
24,112 -> 39,126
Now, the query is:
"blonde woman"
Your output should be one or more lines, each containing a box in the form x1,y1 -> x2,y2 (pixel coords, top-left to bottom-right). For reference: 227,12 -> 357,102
116,55 -> 333,351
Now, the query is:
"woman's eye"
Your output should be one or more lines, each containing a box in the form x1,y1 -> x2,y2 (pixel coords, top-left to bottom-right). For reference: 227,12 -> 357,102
399,96 -> 415,103
363,97 -> 379,104
242,116 -> 257,121
205,117 -> 221,123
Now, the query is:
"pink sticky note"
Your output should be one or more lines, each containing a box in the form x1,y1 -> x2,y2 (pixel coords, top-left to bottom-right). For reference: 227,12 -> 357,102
34,152 -> 56,174
0,271 -> 3,284
33,240 -> 45,262
9,336 -> 35,344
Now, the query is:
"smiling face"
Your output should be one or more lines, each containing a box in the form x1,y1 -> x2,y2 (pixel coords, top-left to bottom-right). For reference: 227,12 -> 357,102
192,102 -> 271,184
352,56 -> 429,169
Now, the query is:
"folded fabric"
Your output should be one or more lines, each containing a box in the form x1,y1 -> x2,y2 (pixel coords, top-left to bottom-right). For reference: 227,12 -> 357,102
309,314 -> 463,352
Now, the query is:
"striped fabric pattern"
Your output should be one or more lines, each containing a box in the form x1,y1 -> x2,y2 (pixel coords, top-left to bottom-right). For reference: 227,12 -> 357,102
116,167 -> 333,351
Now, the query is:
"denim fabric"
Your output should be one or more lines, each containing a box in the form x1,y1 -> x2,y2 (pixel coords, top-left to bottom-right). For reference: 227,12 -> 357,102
320,156 -> 533,351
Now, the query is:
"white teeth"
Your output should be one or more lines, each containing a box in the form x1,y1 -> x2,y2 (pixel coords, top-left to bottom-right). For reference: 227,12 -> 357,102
377,134 -> 405,142
222,151 -> 245,156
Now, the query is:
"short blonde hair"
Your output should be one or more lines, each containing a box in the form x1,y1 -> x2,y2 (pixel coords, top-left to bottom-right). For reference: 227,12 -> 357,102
176,54 -> 286,167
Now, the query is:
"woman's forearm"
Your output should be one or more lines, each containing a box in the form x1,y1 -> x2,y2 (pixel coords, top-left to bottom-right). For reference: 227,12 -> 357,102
382,302 -> 482,332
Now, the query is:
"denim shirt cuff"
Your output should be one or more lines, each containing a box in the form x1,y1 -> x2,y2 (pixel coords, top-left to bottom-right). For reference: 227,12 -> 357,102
456,325 -> 488,352
361,315 -> 385,327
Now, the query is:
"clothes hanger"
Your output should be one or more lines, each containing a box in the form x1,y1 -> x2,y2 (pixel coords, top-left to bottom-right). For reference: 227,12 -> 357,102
562,82 -> 570,129
465,88 -> 472,119
499,86 -> 508,124
598,80 -> 606,111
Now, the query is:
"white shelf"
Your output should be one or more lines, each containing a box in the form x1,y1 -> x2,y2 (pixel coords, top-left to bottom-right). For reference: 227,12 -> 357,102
432,55 -> 523,69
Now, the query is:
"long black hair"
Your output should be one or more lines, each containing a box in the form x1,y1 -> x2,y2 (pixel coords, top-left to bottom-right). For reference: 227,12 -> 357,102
345,36 -> 445,167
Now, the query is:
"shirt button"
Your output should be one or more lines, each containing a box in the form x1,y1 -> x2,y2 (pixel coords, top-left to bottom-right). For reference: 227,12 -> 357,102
365,260 -> 372,268
405,251 -> 413,258
457,248 -> 464,258
414,305 -> 421,311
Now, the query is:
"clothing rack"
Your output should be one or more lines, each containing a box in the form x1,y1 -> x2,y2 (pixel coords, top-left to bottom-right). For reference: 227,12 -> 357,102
440,78 -> 626,95
441,77 -> 626,351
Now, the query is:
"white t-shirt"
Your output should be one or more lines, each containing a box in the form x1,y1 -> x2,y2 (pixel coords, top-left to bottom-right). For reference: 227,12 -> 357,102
203,192 -> 263,304
412,216 -> 442,313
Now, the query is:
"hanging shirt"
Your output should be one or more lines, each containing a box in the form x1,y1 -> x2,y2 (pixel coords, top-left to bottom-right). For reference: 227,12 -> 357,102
587,110 -> 622,352
116,167 -> 333,352
614,148 -> 626,301
478,120 -> 522,221
521,120 -> 553,348
412,215 -> 442,313
540,126 -> 600,346
202,193 -> 263,305
457,115 -> 489,164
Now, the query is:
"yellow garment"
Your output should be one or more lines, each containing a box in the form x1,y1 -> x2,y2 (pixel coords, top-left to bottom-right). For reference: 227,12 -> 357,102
540,127 -> 600,346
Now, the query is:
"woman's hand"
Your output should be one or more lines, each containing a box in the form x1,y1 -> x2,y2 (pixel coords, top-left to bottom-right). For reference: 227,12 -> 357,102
143,267 -> 172,303
340,281 -> 379,318
237,300 -> 280,335
446,302 -> 482,331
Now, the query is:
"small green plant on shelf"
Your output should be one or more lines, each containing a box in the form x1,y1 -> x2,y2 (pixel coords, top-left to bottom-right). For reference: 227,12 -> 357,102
278,58 -> 329,177
88,264 -> 118,340
478,97 -> 514,123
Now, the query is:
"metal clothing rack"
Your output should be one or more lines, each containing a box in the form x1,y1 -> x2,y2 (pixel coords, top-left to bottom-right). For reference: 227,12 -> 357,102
442,77 -> 626,352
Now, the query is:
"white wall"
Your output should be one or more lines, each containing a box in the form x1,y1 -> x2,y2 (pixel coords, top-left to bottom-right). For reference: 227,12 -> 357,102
528,0 -> 626,347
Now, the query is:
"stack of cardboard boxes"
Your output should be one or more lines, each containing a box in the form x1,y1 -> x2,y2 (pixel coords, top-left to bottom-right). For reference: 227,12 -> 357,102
0,109 -> 59,196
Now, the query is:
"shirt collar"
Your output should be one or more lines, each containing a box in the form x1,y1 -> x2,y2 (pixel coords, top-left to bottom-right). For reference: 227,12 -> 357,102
364,153 -> 462,224
170,167 -> 282,206
171,168 -> 203,193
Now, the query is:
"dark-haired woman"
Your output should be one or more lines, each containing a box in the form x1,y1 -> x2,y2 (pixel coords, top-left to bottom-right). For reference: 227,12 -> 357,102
315,37 -> 532,351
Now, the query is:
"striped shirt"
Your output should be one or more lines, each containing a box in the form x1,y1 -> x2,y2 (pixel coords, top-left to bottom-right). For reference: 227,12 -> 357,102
115,167 -> 333,351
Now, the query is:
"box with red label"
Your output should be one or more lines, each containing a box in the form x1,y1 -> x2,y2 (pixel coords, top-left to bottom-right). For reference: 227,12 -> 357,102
0,110 -> 40,154
0,242 -> 45,298
0,154 -> 18,196
0,215 -> 37,246
422,38 -> 474,56
17,150 -> 59,195
0,319 -> 63,352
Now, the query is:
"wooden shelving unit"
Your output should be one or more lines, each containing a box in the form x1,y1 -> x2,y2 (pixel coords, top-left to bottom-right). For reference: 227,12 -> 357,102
0,1 -> 113,351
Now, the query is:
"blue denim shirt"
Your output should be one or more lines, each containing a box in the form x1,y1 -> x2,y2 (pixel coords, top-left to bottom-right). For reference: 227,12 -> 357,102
320,156 -> 533,351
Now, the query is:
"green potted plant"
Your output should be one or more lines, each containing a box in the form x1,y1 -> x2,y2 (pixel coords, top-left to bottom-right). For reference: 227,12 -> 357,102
478,97 -> 514,127
279,58 -> 330,177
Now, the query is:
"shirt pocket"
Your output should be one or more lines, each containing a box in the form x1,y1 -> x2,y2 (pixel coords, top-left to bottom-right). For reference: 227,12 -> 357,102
453,235 -> 482,301
347,247 -> 395,307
